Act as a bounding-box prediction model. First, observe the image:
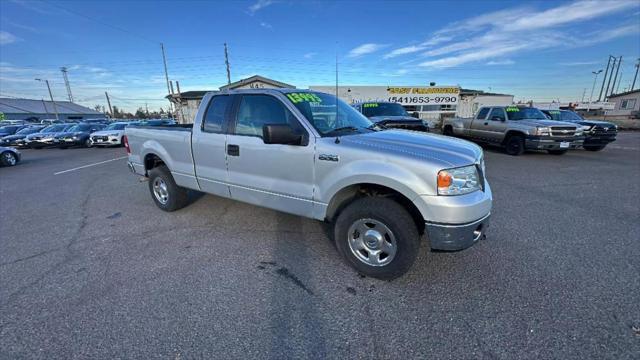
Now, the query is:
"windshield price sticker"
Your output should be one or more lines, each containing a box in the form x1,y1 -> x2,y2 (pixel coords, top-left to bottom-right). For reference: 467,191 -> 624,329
388,96 -> 457,104
363,103 -> 379,108
506,106 -> 521,112
287,93 -> 322,104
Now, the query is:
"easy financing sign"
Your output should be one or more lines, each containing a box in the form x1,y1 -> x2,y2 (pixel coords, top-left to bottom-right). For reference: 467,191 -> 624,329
310,86 -> 460,106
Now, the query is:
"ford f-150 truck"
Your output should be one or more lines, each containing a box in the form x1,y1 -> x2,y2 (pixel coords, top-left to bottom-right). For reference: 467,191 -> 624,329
442,106 -> 584,155
125,89 -> 492,279
352,101 -> 429,132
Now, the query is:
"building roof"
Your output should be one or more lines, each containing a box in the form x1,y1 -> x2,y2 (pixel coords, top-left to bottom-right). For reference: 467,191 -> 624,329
0,98 -> 102,115
608,89 -> 640,98
166,90 -> 212,101
219,75 -> 295,91
460,88 -> 513,97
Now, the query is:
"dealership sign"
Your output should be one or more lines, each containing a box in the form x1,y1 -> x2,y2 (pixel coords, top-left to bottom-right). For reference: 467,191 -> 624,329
310,86 -> 460,106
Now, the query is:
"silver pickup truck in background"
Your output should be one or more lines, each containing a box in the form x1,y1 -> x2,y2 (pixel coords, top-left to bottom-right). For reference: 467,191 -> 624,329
442,105 -> 585,155
125,89 -> 492,279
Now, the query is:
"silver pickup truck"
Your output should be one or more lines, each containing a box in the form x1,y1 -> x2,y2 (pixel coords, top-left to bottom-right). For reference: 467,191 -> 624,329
442,106 -> 584,155
125,89 -> 492,279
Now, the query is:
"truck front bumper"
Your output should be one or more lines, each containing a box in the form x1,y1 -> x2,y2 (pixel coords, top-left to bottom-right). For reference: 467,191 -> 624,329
525,136 -> 584,150
426,213 -> 490,251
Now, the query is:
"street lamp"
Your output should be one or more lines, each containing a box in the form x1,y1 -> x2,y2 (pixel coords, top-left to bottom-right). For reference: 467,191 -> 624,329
35,78 -> 59,121
587,70 -> 602,112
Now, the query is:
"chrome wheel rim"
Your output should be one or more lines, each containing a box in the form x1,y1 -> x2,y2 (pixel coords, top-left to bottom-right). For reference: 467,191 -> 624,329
152,177 -> 169,204
347,218 -> 397,267
3,152 -> 16,165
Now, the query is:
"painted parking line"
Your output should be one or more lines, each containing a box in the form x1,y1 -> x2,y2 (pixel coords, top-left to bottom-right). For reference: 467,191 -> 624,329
54,156 -> 128,175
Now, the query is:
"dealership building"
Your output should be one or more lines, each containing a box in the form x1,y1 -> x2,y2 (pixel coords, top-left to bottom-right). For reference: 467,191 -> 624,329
309,85 -> 513,126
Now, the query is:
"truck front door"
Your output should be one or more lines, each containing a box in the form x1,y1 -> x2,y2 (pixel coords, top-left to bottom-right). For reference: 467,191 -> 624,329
191,94 -> 232,198
484,107 -> 508,142
225,94 -> 315,217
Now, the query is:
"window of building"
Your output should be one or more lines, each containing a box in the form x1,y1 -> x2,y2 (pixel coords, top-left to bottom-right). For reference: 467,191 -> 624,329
621,99 -> 637,110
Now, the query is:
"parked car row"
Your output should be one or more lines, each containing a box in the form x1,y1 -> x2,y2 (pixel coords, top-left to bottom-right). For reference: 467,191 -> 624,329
0,119 -> 176,150
441,106 -> 618,155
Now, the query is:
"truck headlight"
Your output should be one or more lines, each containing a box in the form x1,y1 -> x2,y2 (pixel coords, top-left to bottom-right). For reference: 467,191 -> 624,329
534,127 -> 551,136
437,165 -> 480,196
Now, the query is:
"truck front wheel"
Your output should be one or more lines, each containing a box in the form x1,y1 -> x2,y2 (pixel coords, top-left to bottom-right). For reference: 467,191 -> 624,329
147,165 -> 190,212
505,135 -> 525,156
334,197 -> 420,280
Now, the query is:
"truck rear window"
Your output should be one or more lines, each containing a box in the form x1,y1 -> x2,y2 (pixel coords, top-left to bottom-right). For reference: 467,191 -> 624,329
203,95 -> 231,132
476,108 -> 490,119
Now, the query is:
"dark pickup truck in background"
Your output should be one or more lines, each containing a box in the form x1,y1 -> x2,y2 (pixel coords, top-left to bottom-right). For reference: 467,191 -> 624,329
541,109 -> 617,151
353,101 -> 429,132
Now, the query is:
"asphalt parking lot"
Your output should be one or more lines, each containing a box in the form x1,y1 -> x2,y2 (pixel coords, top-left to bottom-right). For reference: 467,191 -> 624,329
1,133 -> 639,359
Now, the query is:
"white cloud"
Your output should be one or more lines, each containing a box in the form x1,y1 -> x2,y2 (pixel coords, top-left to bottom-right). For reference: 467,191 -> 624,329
412,1 -> 640,68
347,43 -> 388,58
0,31 -> 20,45
486,59 -> 515,66
303,52 -> 317,59
248,0 -> 276,15
559,61 -> 599,66
384,35 -> 452,59
260,21 -> 272,29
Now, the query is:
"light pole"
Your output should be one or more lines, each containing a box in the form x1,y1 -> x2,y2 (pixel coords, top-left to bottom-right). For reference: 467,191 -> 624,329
35,78 -> 59,121
587,70 -> 602,112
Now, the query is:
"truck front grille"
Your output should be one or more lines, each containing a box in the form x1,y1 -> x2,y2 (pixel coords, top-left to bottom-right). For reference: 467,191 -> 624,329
550,126 -> 576,137
592,126 -> 616,135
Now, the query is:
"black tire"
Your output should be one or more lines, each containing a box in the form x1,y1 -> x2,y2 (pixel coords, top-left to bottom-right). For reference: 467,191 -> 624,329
147,165 -> 190,212
504,135 -> 524,156
120,137 -> 126,147
548,149 -> 568,155
584,145 -> 606,152
1,151 -> 18,166
334,197 -> 420,280
443,125 -> 454,136
59,146 -> 68,149
85,138 -> 92,148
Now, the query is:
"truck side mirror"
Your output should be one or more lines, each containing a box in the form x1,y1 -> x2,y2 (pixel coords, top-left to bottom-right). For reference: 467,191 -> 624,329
263,124 -> 304,145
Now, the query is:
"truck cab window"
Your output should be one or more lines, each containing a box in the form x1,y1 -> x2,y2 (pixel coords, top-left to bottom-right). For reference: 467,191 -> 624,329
203,95 -> 231,133
235,95 -> 297,138
488,108 -> 506,121
476,108 -> 490,120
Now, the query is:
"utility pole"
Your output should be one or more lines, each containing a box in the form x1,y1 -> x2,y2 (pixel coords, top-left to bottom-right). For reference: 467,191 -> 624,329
580,88 -> 586,103
587,69 -> 602,112
224,43 -> 231,85
598,56 -> 612,101
60,67 -> 73,102
105,91 -> 113,118
35,78 -> 59,121
631,58 -> 639,91
160,42 -> 174,114
610,56 -> 622,97
41,99 -> 51,119
145,102 -> 149,116
604,56 -> 617,100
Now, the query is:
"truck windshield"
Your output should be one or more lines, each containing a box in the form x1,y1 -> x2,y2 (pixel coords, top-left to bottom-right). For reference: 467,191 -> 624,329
362,103 -> 408,117
560,111 -> 583,121
105,123 -> 127,130
506,107 -> 548,120
285,91 -> 374,136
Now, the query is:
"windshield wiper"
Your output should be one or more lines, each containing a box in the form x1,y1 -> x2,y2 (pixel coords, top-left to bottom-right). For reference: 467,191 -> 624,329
325,126 -> 359,136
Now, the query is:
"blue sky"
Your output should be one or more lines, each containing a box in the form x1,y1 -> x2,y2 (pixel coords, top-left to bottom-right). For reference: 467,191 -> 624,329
0,0 -> 639,111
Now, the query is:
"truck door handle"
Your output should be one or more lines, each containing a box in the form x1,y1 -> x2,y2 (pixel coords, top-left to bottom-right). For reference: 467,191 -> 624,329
484,122 -> 489,125
227,144 -> 239,156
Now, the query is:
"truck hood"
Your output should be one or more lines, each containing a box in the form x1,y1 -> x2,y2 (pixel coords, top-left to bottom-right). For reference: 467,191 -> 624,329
341,130 -> 482,168
369,115 -> 422,124
516,119 -> 578,128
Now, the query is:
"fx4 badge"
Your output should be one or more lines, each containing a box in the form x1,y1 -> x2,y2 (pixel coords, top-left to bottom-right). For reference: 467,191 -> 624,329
319,154 -> 339,162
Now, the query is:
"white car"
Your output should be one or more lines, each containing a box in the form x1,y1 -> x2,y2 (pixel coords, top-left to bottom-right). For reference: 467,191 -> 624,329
0,146 -> 21,166
90,122 -> 139,147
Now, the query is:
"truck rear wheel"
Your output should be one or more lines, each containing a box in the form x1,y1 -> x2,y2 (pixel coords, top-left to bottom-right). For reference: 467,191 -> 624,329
505,135 -> 524,156
334,197 -> 420,280
147,165 -> 190,212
